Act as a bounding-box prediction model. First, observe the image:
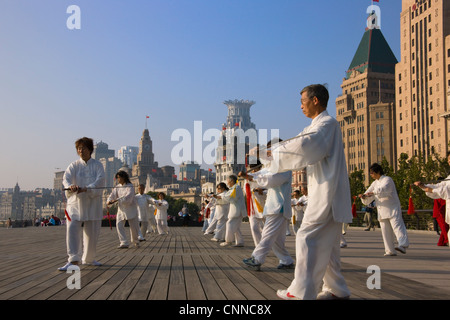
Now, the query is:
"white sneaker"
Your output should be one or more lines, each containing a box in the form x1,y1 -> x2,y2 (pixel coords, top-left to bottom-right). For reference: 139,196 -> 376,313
220,242 -> 232,247
277,289 -> 300,300
395,246 -> 406,254
83,260 -> 102,266
316,291 -> 350,300
58,262 -> 76,271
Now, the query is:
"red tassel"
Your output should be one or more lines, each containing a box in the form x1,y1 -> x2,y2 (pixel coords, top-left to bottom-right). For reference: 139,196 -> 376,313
245,183 -> 252,217
64,209 -> 71,222
351,196 -> 357,218
407,186 -> 415,215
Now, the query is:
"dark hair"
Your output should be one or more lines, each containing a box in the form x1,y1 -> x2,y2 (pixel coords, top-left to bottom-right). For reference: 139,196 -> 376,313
75,137 -> 94,155
228,175 -> 238,183
301,84 -> 329,108
217,182 -> 229,191
293,190 -> 301,195
158,192 -> 166,199
115,170 -> 131,184
369,163 -> 384,175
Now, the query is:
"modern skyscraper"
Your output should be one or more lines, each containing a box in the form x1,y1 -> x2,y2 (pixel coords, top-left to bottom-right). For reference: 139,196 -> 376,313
396,0 -> 450,158
118,146 -> 139,168
336,19 -> 398,185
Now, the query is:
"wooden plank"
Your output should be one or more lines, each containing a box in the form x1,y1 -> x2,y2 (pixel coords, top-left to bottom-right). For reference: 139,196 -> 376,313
128,255 -> 163,300
167,254 -> 186,300
148,255 -> 172,300
182,255 -> 206,300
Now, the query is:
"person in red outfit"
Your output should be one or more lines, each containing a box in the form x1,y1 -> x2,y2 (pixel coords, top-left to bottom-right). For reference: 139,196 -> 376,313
433,198 -> 448,246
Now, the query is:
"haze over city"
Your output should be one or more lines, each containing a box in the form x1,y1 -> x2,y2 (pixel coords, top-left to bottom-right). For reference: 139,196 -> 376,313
0,0 -> 401,190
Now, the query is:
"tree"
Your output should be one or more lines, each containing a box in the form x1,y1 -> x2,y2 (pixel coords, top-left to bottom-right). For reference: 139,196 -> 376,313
349,169 -> 366,210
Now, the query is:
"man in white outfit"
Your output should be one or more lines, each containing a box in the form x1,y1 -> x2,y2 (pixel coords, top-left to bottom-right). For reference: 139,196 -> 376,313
59,137 -> 106,271
136,184 -> 156,240
255,84 -> 353,300
359,163 -> 409,256
215,175 -> 247,247
291,188 -> 307,234
240,168 -> 295,271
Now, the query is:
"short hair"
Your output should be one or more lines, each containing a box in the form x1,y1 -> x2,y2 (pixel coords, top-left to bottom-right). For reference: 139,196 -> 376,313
369,163 -> 384,175
115,170 -> 131,184
266,138 -> 283,148
158,192 -> 166,199
75,137 -> 94,155
293,190 -> 301,195
228,175 -> 238,183
301,84 -> 329,108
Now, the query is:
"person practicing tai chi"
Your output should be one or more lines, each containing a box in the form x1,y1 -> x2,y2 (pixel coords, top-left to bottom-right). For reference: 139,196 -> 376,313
240,165 -> 295,271
151,192 -> 170,235
59,137 -> 106,271
108,171 -> 141,248
414,152 -> 450,246
253,84 -> 353,300
210,183 -> 230,242
359,163 -> 409,256
214,175 -> 247,247
291,187 -> 307,235
135,184 -> 156,240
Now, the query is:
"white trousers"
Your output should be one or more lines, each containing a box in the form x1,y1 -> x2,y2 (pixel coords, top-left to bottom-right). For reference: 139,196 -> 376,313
249,215 -> 265,246
147,216 -> 157,233
287,214 -> 351,299
66,219 -> 101,264
252,214 -> 294,265
138,221 -> 149,239
213,216 -> 227,241
205,215 -> 219,234
156,218 -> 169,234
225,217 -> 243,245
116,217 -> 140,246
379,215 -> 409,254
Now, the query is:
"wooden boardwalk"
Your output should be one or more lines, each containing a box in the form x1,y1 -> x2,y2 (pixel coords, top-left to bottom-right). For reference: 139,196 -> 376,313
1,222 -> 450,305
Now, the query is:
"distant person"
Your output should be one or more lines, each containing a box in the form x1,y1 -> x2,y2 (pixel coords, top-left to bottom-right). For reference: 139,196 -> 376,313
59,137 -> 105,271
108,170 -> 140,248
135,184 -> 156,241
360,163 -> 409,256
6,218 -> 12,229
151,192 -> 170,235
209,183 -> 230,242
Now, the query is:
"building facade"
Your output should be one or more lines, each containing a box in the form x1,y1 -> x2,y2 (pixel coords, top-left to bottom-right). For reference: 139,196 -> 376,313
396,0 -> 450,158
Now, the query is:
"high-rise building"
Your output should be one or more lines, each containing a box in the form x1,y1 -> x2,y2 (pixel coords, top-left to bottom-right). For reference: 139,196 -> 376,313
396,0 -> 450,158
336,21 -> 398,185
92,141 -> 115,160
214,99 -> 257,185
118,146 -> 139,168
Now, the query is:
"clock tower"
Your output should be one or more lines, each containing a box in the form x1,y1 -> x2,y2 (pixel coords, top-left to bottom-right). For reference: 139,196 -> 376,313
132,128 -> 159,184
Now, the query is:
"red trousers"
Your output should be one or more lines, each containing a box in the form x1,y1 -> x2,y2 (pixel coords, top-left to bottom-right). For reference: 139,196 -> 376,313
435,215 -> 449,246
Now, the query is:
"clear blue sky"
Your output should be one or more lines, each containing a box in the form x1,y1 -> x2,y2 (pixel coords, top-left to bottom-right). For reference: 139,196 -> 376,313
0,0 -> 402,190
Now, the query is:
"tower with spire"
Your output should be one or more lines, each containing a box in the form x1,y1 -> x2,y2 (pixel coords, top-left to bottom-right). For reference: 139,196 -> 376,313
336,10 -> 398,185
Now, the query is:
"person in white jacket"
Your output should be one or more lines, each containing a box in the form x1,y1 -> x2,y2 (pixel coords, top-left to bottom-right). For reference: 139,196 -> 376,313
151,192 -> 170,235
240,169 -> 295,271
210,183 -> 230,242
291,188 -> 307,234
254,84 -> 352,300
414,152 -> 450,243
359,163 -> 409,256
108,171 -> 140,248
135,184 -> 156,240
58,137 -> 106,271
214,175 -> 247,247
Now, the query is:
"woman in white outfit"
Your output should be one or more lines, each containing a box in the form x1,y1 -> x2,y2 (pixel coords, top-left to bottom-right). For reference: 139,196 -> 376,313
59,137 -> 105,271
108,171 -> 140,248
151,192 -> 170,235
359,163 -> 409,256
210,183 -> 230,242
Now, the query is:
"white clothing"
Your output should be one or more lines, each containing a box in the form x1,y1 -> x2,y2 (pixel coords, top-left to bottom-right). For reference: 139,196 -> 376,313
63,158 -> 106,221
152,199 -> 170,234
361,175 -> 401,220
291,195 -> 307,233
212,193 -> 229,241
252,214 -> 294,265
361,175 -> 409,251
136,193 -> 155,221
222,184 -> 246,245
248,169 -> 294,265
262,110 -> 352,299
265,110 -> 352,224
245,181 -> 266,246
62,157 -> 105,264
287,214 -> 350,299
108,183 -> 138,221
66,219 -> 101,264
